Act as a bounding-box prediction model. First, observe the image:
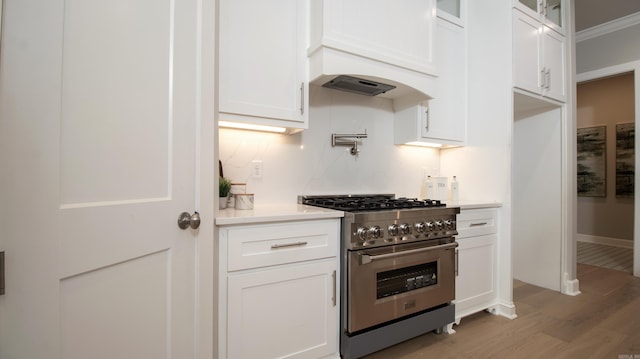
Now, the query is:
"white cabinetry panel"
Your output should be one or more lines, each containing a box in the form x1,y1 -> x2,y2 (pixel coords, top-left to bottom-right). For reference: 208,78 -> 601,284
219,0 -> 308,130
394,16 -> 466,147
227,259 -> 337,359
455,208 -> 498,321
512,9 -> 566,102
217,219 -> 340,359
311,0 -> 436,76
226,219 -> 338,271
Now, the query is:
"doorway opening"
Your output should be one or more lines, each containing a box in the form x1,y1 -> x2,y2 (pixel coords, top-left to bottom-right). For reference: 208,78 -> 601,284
576,71 -> 636,275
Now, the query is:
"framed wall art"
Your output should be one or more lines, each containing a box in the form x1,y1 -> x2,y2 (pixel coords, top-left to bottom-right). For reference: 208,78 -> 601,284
616,122 -> 634,198
577,126 -> 606,197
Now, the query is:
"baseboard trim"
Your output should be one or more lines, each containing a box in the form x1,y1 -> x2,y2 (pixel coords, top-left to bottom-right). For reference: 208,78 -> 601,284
563,277 -> 581,296
577,234 -> 633,249
489,301 -> 517,320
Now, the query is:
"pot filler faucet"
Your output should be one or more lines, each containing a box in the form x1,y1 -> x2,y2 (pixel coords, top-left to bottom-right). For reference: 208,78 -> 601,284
332,131 -> 368,156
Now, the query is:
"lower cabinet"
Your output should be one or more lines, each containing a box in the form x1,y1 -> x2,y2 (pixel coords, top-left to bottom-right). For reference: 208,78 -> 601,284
227,259 -> 337,359
455,208 -> 498,321
217,219 -> 340,359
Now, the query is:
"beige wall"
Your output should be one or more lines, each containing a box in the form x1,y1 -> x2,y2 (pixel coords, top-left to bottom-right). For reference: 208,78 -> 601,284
577,72 -> 635,240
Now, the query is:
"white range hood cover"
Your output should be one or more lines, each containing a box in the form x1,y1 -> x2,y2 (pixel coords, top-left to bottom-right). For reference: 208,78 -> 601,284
308,46 -> 437,109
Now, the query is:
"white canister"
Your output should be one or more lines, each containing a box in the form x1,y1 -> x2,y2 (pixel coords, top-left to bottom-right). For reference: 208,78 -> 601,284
227,182 -> 247,208
426,176 -> 448,201
235,193 -> 254,210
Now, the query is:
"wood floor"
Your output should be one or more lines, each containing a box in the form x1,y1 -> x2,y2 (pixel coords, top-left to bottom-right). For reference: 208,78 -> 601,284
363,263 -> 640,359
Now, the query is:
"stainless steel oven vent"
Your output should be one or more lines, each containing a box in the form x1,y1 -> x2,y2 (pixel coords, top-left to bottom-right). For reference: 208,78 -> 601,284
322,75 -> 396,96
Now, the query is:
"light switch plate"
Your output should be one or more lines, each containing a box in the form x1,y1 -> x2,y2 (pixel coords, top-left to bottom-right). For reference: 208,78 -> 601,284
251,160 -> 263,178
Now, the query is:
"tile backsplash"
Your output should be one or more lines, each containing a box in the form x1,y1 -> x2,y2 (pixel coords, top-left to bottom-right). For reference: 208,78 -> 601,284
218,85 -> 440,205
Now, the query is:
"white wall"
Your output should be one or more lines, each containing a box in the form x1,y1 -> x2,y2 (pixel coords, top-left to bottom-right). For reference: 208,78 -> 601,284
577,23 -> 640,74
513,106 -> 563,291
219,85 -> 440,205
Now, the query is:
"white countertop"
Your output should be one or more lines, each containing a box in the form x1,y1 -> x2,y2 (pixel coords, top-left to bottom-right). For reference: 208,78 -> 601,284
215,204 -> 344,226
215,201 -> 501,226
448,201 -> 503,210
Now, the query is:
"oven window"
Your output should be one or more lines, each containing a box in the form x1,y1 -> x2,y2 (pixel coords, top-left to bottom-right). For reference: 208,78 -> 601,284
376,262 -> 438,299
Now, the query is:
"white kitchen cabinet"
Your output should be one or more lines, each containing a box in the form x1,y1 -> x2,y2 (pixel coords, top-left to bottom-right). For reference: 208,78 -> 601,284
217,219 -> 340,359
512,9 -> 566,102
394,16 -> 466,147
218,0 -> 308,131
437,0 -> 465,26
455,208 -> 498,322
513,0 -> 564,34
309,0 -> 437,77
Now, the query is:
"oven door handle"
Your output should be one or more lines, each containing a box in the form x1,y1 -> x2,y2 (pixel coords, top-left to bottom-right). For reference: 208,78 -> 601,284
359,242 -> 458,265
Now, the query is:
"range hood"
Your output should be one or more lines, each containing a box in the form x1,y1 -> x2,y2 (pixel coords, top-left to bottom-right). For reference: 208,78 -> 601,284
308,46 -> 437,109
322,75 -> 396,96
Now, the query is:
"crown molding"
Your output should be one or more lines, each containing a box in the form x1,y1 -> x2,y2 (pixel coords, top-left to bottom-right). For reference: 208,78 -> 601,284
576,11 -> 640,43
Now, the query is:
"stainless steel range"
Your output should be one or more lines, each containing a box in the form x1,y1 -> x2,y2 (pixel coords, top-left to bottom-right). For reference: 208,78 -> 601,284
299,194 -> 460,359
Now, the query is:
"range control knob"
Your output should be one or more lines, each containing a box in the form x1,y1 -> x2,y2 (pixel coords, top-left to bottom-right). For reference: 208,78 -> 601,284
444,220 -> 455,230
414,222 -> 427,233
399,223 -> 412,235
426,222 -> 435,231
434,220 -> 444,230
388,224 -> 400,237
368,226 -> 383,239
356,227 -> 370,241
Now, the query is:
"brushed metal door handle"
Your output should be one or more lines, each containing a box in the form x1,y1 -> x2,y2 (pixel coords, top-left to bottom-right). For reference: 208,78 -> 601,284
177,211 -> 201,230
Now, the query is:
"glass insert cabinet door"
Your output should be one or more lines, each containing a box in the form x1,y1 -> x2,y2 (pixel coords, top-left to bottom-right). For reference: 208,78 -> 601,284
437,0 -> 461,19
516,0 -> 562,29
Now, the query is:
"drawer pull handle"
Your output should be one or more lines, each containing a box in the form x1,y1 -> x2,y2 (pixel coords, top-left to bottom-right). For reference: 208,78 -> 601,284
271,241 -> 308,249
469,222 -> 488,227
331,270 -> 337,307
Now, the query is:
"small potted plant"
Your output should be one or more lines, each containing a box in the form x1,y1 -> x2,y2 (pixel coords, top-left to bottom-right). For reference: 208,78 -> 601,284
219,176 -> 232,209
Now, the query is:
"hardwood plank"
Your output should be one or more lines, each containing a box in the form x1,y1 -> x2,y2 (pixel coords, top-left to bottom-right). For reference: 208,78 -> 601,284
362,265 -> 640,359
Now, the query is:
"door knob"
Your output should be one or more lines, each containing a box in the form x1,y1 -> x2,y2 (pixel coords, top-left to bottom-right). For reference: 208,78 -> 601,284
178,211 -> 201,230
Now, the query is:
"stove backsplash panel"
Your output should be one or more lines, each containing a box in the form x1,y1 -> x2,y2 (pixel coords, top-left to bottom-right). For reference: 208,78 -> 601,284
218,85 -> 441,205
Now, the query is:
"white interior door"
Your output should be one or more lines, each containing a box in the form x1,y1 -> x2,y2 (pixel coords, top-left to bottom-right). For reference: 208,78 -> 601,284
0,0 -> 214,358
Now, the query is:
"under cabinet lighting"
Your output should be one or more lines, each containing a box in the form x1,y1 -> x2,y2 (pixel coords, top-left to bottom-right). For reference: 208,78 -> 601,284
404,141 -> 443,148
218,121 -> 287,133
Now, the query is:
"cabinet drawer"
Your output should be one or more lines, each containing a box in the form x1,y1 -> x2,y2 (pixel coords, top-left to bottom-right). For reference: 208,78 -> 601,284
223,219 -> 339,271
457,209 -> 498,238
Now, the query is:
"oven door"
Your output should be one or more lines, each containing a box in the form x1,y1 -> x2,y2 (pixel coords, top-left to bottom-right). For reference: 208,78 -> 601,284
347,240 -> 457,334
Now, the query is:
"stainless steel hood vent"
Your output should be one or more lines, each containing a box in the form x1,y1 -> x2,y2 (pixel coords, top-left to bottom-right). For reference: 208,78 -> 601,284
322,75 -> 396,96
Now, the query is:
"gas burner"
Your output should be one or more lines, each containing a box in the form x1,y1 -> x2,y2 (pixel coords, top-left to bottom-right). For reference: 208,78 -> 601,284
299,194 -> 444,212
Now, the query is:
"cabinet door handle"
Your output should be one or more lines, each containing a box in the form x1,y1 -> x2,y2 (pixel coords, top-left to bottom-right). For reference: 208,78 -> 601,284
331,270 -> 337,307
0,251 -> 4,295
545,69 -> 551,90
270,241 -> 308,249
469,222 -> 488,227
540,67 -> 547,89
455,250 -> 459,277
424,107 -> 430,133
300,82 -> 304,115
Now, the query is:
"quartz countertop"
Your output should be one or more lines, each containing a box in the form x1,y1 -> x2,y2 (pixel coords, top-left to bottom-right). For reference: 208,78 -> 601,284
447,201 -> 503,210
215,201 -> 501,226
215,204 -> 344,226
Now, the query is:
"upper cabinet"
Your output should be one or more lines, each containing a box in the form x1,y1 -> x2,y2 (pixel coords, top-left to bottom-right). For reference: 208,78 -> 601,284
218,0 -> 308,132
308,0 -> 438,101
395,6 -> 467,147
513,0 -> 563,34
437,0 -> 464,26
512,6 -> 566,102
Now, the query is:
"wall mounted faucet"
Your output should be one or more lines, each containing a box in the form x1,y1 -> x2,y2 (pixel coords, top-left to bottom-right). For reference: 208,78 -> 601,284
332,131 -> 368,155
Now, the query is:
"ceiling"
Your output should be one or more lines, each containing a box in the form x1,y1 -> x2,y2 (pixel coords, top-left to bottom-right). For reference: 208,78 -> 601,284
574,0 -> 640,32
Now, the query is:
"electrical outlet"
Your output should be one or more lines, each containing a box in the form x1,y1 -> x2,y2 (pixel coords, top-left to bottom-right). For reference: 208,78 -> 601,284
251,160 -> 263,178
